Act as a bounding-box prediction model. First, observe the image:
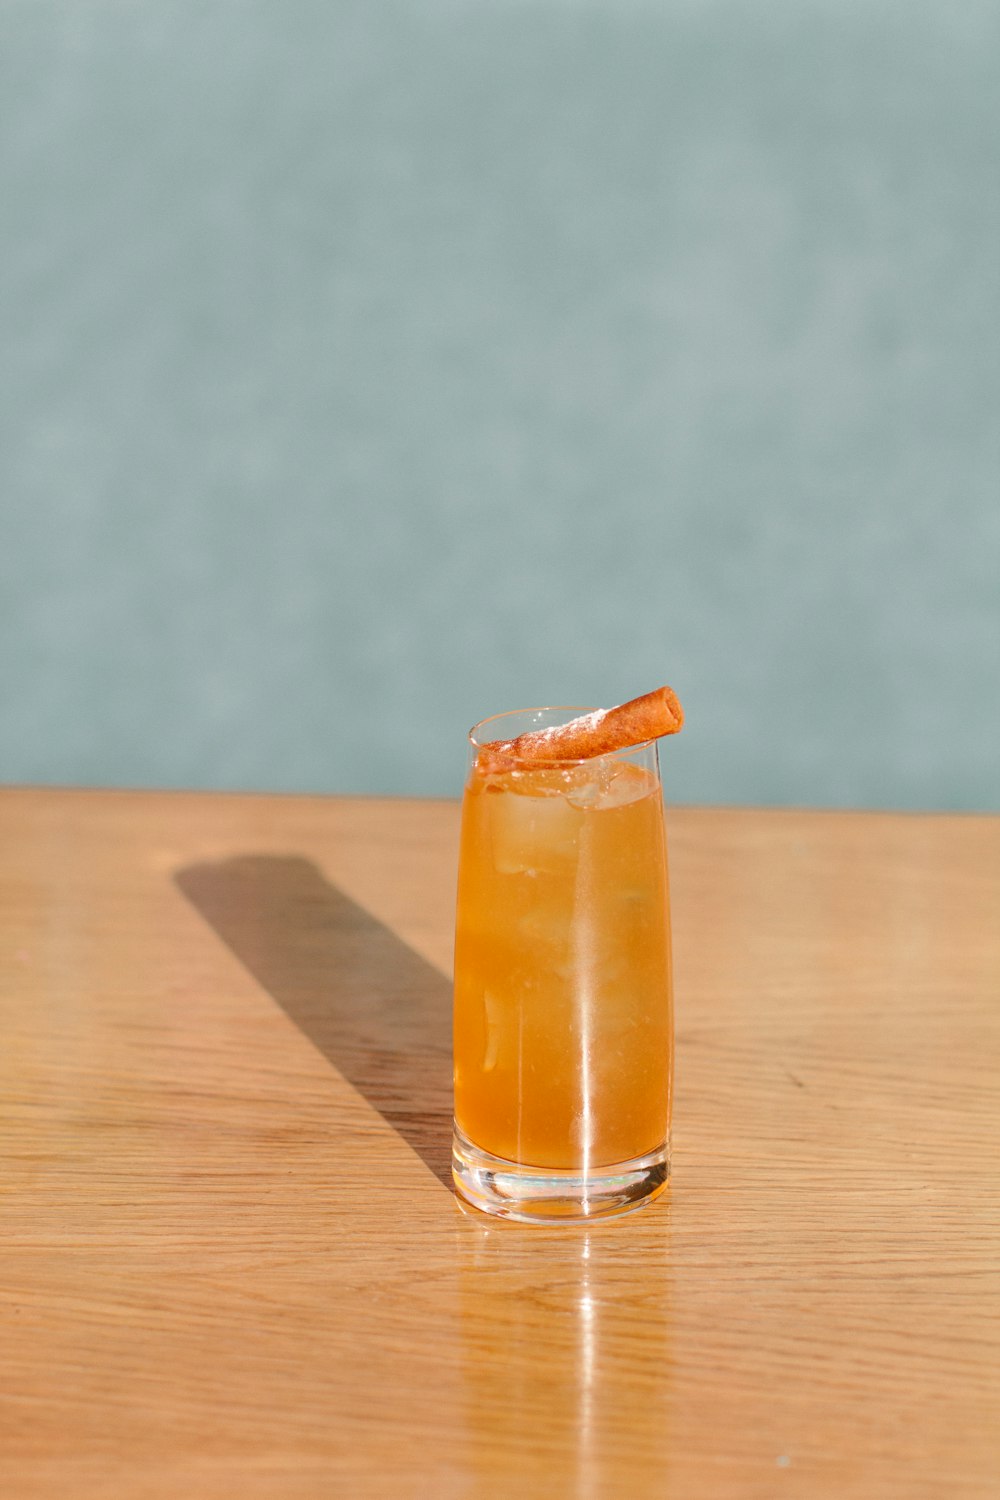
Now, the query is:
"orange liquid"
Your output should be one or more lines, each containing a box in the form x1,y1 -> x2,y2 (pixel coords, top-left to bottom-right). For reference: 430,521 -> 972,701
453,758 -> 672,1170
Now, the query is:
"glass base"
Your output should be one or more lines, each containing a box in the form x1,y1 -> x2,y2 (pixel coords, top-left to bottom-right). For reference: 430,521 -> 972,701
452,1124 -> 670,1224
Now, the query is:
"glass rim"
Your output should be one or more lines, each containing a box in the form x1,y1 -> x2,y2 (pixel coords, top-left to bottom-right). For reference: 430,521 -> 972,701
468,705 -> 657,766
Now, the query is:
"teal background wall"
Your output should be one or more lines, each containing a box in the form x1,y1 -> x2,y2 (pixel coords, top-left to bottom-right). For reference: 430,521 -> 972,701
2,0 -> 998,810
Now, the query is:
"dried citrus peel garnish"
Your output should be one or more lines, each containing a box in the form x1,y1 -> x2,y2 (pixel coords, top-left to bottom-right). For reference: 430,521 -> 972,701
476,685 -> 683,774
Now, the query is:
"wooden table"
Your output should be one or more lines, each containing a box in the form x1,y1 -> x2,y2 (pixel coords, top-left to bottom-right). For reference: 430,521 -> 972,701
2,788 -> 998,1498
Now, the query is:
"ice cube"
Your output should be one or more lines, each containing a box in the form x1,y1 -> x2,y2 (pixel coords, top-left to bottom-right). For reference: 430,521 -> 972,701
489,783 -> 581,874
564,771 -> 602,809
559,755 -> 621,810
594,761 -> 653,809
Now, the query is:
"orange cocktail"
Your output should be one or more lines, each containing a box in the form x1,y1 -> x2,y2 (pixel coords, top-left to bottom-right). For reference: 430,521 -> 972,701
452,696 -> 679,1222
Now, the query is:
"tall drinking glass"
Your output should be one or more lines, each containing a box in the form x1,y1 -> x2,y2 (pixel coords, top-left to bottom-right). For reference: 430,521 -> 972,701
452,708 -> 674,1222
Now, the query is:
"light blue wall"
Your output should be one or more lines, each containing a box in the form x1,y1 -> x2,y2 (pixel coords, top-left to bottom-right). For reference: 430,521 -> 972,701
2,1 -> 998,809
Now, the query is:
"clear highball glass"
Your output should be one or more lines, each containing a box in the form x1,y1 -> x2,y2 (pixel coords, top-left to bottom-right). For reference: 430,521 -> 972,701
452,708 -> 674,1223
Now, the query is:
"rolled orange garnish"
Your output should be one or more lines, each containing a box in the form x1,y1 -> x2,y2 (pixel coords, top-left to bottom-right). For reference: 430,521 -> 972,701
477,685 -> 683,773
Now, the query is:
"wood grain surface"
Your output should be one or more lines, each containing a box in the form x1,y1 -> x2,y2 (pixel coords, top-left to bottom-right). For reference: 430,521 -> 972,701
1,788 -> 998,1498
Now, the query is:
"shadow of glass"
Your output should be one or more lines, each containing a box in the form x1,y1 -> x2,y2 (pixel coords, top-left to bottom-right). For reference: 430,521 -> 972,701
174,855 -> 453,1187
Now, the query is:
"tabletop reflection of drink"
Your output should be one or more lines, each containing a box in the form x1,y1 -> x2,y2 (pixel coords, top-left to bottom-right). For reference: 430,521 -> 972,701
455,1217 -> 675,1492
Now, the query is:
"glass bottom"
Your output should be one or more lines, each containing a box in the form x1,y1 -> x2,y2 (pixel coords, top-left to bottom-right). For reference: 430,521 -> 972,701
452,1124 -> 670,1224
